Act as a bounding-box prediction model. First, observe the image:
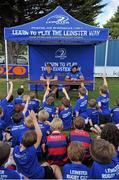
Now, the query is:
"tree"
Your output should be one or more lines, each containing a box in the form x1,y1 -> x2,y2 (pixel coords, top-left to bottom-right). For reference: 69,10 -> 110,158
104,6 -> 119,39
0,0 -> 106,63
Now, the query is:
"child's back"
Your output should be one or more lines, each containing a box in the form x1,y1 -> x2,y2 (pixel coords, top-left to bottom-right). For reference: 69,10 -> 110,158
13,144 -> 45,179
63,141 -> 89,179
46,118 -> 68,165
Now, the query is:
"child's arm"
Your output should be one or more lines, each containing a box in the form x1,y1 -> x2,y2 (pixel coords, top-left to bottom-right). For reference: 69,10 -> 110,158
22,96 -> 30,115
6,81 -> 13,101
42,81 -> 50,102
62,87 -> 70,100
80,82 -> 88,95
102,76 -> 108,87
29,110 -> 42,149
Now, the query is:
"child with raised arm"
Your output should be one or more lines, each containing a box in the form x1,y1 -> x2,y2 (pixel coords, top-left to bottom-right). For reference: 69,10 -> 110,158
13,110 -> 62,179
97,76 -> 111,124
59,87 -> 72,130
42,81 -> 56,122
63,141 -> 89,179
74,82 -> 88,119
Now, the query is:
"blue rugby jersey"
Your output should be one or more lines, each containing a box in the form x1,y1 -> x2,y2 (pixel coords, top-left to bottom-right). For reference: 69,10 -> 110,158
66,71 -> 83,79
59,106 -> 72,129
89,156 -> 119,179
63,163 -> 89,179
0,166 -> 22,179
97,92 -> 110,115
111,106 -> 119,124
10,123 -> 27,147
14,96 -> 23,104
28,99 -> 40,113
13,145 -> 45,179
41,71 -> 57,79
87,108 -> 99,124
46,131 -> 68,165
74,95 -> 88,118
42,101 -> 56,122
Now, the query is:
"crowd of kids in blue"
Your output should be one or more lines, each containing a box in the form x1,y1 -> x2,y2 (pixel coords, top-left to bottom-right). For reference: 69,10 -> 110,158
0,63 -> 119,179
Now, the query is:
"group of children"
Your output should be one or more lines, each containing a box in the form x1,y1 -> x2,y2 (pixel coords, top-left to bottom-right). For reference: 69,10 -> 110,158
0,77 -> 119,179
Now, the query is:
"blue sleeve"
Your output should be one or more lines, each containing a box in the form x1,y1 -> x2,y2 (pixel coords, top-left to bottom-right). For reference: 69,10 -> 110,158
0,98 -> 8,108
66,72 -> 71,78
96,96 -> 100,103
78,71 -> 83,77
74,100 -> 80,113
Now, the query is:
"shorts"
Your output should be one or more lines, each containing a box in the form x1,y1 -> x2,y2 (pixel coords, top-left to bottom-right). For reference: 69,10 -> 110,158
44,166 -> 55,179
99,114 -> 111,124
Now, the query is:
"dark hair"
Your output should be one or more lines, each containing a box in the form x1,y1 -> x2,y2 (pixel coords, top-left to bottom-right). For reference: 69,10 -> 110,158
12,112 -> 23,124
0,142 -> 10,166
99,85 -> 108,94
46,63 -> 52,68
0,107 -> 3,116
61,97 -> 70,108
21,130 -> 37,147
17,88 -> 24,95
101,123 -> 119,149
8,95 -> 14,103
90,139 -> 116,164
71,65 -> 78,72
14,104 -> 24,113
116,98 -> 119,106
88,99 -> 97,108
73,116 -> 85,129
78,87 -> 86,96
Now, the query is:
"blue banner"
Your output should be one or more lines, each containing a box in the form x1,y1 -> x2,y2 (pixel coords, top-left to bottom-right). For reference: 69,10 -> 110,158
29,45 -> 94,90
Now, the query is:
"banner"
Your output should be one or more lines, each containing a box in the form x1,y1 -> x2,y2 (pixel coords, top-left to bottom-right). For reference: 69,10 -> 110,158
29,45 -> 94,90
0,65 -> 28,77
95,66 -> 119,77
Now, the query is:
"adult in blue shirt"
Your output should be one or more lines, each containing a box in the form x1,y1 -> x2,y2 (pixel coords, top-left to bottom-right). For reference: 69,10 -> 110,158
65,65 -> 84,92
40,63 -> 58,95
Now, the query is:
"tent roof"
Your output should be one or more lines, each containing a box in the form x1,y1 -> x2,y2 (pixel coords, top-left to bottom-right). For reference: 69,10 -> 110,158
4,6 -> 109,45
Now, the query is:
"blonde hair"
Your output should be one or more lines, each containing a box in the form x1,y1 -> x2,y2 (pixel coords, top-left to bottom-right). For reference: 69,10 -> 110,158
25,116 -> 34,129
29,92 -> 36,99
50,118 -> 63,131
68,141 -> 85,162
37,110 -> 49,122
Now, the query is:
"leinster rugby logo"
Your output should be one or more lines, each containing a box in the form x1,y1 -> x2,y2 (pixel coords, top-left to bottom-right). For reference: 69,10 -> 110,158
46,15 -> 69,25
55,48 -> 67,59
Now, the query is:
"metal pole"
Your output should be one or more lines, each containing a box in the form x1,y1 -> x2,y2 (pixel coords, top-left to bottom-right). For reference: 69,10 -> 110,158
5,40 -> 9,93
93,44 -> 96,90
104,39 -> 109,76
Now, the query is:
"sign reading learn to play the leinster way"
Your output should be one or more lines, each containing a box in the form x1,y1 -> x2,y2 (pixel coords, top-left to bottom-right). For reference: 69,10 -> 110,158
4,6 -> 108,44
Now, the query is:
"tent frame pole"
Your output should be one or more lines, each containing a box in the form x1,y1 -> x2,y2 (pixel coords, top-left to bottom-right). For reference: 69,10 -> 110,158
5,40 -> 9,93
104,39 -> 109,76
93,44 -> 96,90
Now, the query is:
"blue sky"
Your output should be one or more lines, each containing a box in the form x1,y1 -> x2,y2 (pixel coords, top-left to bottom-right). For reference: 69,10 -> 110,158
96,0 -> 119,26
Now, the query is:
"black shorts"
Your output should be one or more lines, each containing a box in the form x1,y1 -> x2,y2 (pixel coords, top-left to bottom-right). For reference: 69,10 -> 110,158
43,166 -> 55,179
99,114 -> 111,124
